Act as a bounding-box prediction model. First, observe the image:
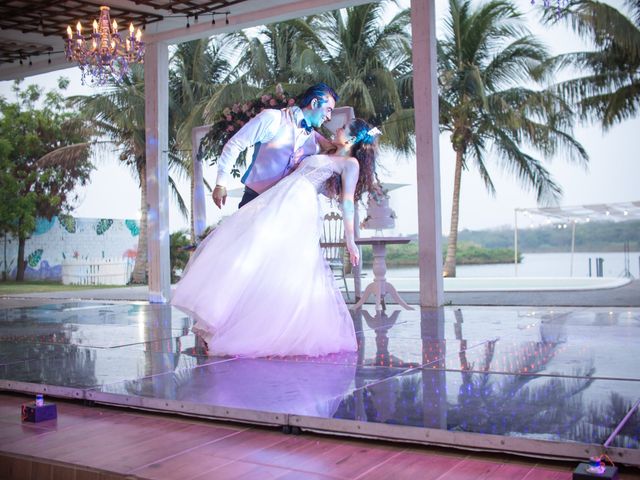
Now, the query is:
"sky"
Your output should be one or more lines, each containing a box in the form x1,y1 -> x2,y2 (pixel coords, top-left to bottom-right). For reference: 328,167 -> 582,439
0,0 -> 637,236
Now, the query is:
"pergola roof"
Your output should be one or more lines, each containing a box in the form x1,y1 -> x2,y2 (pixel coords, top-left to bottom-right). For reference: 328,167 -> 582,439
0,0 -> 369,81
517,201 -> 640,223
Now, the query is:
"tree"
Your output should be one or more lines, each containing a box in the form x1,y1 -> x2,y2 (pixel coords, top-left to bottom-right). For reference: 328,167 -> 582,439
438,0 -> 588,277
545,0 -> 640,129
306,2 -> 415,153
202,3 -> 415,153
169,229 -> 191,283
70,65 -> 188,284
170,37 -> 236,242
0,139 -> 22,280
0,80 -> 93,281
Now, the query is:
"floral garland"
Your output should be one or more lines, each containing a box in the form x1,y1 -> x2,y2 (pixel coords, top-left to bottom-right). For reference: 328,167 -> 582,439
198,86 -> 297,178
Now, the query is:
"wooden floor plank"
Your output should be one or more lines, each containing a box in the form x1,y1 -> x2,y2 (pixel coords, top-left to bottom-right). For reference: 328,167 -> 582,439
185,428 -> 295,462
433,457 -> 506,480
189,459 -> 294,480
354,449 -> 464,480
284,441 -> 400,479
523,466 -> 573,479
93,422 -> 242,473
132,451 -> 236,480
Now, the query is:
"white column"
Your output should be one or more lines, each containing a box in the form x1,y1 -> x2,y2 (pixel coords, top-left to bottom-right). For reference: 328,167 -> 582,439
145,42 -> 171,303
412,0 -> 443,307
191,126 -> 211,240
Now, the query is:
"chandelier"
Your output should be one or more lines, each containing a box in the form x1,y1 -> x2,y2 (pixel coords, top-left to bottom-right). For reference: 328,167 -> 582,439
65,6 -> 144,86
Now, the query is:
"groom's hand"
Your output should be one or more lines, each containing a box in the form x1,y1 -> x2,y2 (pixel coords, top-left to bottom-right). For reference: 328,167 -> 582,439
212,185 -> 227,209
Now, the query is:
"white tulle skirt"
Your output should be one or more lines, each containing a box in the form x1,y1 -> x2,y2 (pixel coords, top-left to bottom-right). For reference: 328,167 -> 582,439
171,173 -> 356,357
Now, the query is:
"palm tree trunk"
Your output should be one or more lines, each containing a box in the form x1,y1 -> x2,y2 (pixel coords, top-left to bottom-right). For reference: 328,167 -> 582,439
443,149 -> 464,277
190,170 -> 196,243
131,164 -> 148,284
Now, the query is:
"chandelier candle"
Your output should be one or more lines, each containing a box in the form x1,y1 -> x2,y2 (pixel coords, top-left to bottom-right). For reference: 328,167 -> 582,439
65,6 -> 144,86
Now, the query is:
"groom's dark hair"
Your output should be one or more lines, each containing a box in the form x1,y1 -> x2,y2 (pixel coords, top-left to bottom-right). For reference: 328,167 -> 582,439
298,83 -> 339,108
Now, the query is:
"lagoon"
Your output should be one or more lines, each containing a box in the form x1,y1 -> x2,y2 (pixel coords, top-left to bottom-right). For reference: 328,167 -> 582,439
365,251 -> 640,279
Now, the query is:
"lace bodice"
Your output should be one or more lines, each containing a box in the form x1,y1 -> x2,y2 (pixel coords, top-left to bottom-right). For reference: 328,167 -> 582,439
291,155 -> 336,192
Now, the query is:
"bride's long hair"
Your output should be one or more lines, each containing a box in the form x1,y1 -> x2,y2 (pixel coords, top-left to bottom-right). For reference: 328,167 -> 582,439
324,118 -> 379,202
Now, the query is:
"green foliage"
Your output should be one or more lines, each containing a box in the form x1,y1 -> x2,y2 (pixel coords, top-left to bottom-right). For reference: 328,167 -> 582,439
199,1 -> 415,163
359,241 -> 518,266
544,0 -> 640,129
0,79 -> 93,280
170,230 -> 192,283
457,220 -> 640,252
306,3 -> 415,153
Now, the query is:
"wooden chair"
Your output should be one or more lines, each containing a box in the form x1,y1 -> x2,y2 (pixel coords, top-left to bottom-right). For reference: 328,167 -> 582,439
321,211 -> 351,300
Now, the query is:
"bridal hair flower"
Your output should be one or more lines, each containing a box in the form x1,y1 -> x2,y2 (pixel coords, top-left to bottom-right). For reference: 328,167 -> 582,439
367,127 -> 382,137
352,125 -> 383,145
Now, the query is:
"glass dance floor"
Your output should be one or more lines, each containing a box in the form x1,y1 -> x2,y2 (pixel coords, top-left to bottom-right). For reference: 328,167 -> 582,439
0,301 -> 638,466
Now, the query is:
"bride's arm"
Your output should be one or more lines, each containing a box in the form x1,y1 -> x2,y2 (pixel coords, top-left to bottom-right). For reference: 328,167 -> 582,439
340,157 -> 360,267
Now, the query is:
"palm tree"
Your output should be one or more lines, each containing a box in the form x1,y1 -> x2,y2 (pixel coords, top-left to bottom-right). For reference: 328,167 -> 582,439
236,20 -> 320,88
201,20 -> 323,122
306,2 -> 415,153
438,0 -> 588,277
545,0 -> 640,129
204,3 -> 415,153
170,37 -> 237,241
70,65 -> 188,284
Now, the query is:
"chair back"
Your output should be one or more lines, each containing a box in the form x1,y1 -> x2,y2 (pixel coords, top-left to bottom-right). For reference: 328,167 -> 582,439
321,211 -> 344,264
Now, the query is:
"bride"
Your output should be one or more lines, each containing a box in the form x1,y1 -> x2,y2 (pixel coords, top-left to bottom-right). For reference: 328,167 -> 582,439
171,118 -> 380,357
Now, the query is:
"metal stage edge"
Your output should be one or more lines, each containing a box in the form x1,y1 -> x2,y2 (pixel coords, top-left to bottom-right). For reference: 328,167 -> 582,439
2,378 -> 638,468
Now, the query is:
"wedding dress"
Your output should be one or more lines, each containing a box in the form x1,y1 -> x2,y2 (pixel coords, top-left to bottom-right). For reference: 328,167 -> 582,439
171,155 -> 357,357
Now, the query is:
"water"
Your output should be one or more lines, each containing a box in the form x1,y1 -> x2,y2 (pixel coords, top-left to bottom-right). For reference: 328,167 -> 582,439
368,251 -> 640,279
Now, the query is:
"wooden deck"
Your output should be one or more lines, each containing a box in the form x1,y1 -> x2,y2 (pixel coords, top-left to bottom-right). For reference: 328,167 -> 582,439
2,392 -> 639,480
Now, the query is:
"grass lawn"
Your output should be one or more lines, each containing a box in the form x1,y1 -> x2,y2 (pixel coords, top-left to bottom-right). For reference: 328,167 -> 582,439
0,281 -> 125,295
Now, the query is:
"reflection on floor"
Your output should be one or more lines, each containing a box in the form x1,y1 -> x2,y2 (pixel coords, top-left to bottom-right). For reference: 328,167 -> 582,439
0,301 -> 638,465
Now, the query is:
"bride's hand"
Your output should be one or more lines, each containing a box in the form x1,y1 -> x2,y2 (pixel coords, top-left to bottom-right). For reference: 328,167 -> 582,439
347,239 -> 359,266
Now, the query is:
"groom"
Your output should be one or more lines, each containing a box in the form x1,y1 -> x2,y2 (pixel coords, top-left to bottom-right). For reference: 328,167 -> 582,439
212,83 -> 338,209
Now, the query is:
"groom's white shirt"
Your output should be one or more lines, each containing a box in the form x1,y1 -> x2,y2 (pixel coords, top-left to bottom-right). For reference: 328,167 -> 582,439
215,106 -> 321,194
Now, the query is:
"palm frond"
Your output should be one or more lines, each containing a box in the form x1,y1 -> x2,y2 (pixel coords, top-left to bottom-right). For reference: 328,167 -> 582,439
37,143 -> 92,168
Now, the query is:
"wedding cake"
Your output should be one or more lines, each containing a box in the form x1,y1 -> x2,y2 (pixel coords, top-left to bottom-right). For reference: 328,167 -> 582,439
362,188 -> 395,230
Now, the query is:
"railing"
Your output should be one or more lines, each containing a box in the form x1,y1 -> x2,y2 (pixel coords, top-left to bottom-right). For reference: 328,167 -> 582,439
61,258 -> 132,286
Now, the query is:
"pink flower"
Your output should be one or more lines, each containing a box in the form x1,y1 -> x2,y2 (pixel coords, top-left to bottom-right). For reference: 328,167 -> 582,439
261,95 -> 271,104
269,99 -> 277,106
232,103 -> 241,113
236,120 -> 244,126
288,98 -> 295,106
226,125 -> 235,132
242,103 -> 250,112
225,115 -> 232,121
